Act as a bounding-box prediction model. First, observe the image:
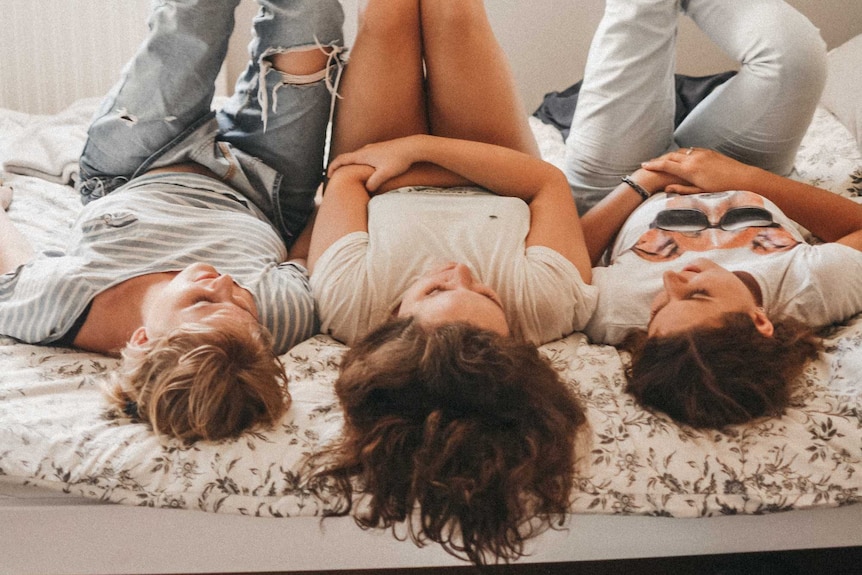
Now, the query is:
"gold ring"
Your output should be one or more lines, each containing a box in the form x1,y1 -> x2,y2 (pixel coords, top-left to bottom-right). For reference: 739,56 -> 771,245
686,147 -> 694,156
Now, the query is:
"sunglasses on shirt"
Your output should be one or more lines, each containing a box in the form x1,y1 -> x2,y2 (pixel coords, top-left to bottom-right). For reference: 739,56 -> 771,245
653,206 -> 776,233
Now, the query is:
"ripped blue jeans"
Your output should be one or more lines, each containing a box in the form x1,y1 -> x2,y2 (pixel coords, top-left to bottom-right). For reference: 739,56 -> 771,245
77,0 -> 345,245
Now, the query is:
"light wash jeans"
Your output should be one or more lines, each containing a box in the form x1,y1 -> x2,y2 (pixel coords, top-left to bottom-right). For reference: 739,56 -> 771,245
564,0 -> 827,214
77,0 -> 345,245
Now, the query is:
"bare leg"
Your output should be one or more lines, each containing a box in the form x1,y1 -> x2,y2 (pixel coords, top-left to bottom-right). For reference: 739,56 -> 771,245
0,191 -> 36,274
420,0 -> 539,156
330,0 -> 427,157
269,48 -> 332,77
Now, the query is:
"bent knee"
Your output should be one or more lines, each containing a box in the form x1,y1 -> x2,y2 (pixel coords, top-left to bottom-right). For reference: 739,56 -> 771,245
355,3 -> 415,45
744,7 -> 827,93
422,0 -> 487,33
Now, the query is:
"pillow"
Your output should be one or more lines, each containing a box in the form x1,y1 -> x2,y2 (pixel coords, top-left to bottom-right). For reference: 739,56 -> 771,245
820,34 -> 862,154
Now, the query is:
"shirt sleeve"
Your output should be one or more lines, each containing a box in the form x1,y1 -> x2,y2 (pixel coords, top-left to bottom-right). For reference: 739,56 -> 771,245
516,246 -> 599,345
759,243 -> 862,328
309,232 -> 374,346
258,261 -> 318,355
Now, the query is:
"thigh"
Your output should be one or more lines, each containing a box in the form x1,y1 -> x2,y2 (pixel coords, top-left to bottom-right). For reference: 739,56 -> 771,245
78,0 -> 240,202
420,0 -> 538,156
329,0 -> 428,158
675,0 -> 827,174
564,0 -> 680,208
218,0 -> 345,184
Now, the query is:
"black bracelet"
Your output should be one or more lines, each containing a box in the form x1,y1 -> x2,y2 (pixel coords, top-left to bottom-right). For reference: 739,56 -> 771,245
621,175 -> 651,201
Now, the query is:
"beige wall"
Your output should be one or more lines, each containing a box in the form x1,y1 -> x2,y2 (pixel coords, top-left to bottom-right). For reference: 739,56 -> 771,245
226,0 -> 862,112
0,0 -> 152,114
2,1 -> 860,115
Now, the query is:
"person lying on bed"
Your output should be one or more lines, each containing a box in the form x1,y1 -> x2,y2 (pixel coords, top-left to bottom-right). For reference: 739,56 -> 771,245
565,0 -> 862,428
305,0 -> 594,566
0,0 -> 345,442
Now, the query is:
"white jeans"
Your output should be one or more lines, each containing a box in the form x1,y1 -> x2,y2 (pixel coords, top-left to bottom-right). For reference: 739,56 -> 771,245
564,0 -> 827,213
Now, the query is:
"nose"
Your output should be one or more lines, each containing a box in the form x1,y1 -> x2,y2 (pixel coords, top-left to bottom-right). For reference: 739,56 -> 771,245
189,262 -> 217,274
205,273 -> 235,300
662,270 -> 689,299
447,263 -> 476,287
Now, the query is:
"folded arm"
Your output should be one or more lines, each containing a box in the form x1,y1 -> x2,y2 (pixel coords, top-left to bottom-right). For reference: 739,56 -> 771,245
580,167 -> 683,266
306,164 -> 372,274
327,135 -> 592,282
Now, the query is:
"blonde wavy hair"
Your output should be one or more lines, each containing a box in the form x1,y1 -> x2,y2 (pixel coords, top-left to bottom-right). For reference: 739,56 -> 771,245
104,318 -> 289,442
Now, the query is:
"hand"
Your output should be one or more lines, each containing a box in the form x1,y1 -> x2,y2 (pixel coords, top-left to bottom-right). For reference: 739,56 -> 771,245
640,147 -> 760,195
0,181 -> 12,211
328,136 -> 423,192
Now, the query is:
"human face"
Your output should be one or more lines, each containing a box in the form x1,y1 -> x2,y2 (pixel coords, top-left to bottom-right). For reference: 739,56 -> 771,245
648,258 -> 773,338
144,263 -> 260,338
397,263 -> 510,337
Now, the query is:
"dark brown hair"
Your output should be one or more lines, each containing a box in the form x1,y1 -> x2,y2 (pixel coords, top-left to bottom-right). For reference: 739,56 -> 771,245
313,317 -> 586,565
624,313 -> 821,429
107,319 -> 289,442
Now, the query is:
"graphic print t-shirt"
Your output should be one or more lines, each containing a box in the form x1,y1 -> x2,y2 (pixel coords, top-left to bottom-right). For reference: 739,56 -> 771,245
584,191 -> 862,344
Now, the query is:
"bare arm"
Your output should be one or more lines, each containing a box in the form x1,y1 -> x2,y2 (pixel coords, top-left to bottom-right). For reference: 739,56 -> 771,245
285,205 -> 318,269
641,149 -> 862,250
580,168 -> 682,266
306,164 -> 373,274
328,135 -> 592,282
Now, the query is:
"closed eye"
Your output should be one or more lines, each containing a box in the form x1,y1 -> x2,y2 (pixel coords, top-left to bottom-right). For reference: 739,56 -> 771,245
475,285 -> 504,309
649,289 -> 708,321
686,289 -> 709,299
423,283 -> 504,311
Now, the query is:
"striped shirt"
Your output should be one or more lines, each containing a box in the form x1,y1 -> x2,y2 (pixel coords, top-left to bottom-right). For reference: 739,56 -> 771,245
0,173 -> 316,355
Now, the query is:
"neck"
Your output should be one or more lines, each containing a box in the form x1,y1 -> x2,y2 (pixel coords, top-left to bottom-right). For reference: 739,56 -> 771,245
73,272 -> 174,354
733,271 -> 764,307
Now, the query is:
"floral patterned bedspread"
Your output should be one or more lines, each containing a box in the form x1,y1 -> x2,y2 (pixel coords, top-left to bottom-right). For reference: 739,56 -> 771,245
0,104 -> 860,521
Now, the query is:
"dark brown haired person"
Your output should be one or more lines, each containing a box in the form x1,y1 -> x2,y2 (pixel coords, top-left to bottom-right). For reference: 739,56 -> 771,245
566,0 -> 862,428
305,0 -> 594,565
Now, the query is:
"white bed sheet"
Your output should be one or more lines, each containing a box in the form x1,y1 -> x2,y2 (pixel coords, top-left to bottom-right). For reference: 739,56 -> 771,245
0,101 -> 860,562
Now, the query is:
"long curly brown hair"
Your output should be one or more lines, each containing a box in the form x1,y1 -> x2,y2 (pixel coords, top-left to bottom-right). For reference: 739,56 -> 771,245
623,312 -> 821,429
312,317 -> 586,565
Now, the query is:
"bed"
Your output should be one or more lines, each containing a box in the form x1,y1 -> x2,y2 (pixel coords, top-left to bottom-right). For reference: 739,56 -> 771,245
1,33 -> 862,575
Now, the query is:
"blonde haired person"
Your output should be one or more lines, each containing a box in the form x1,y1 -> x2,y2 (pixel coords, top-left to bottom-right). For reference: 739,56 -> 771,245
0,0 -> 345,442
106,315 -> 288,443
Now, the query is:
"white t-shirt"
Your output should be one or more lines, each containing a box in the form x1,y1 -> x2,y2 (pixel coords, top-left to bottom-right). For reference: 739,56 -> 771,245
585,191 -> 862,344
311,187 -> 597,346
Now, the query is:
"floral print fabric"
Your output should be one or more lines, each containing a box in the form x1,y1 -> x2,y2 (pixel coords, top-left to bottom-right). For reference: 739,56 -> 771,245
0,105 -> 859,520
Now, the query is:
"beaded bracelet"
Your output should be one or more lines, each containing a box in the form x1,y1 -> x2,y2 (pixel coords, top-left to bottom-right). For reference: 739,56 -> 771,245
621,175 -> 651,201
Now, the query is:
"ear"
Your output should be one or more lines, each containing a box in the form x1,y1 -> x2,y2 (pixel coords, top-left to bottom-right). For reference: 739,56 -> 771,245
128,327 -> 150,348
751,308 -> 774,338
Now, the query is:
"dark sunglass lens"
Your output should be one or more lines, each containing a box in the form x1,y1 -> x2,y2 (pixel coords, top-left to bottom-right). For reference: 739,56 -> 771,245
720,207 -> 774,231
655,209 -> 709,232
